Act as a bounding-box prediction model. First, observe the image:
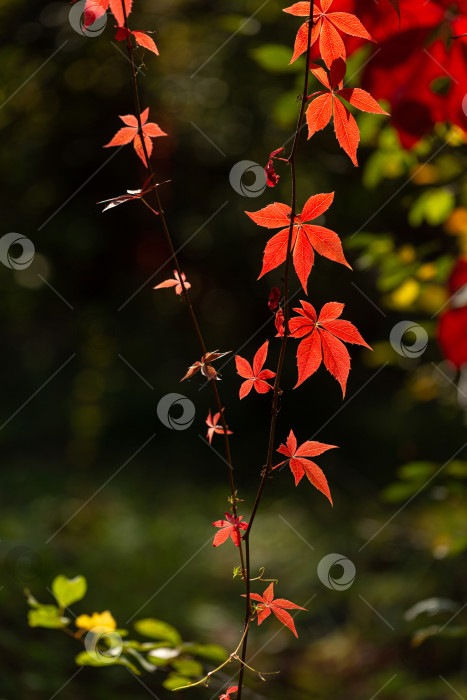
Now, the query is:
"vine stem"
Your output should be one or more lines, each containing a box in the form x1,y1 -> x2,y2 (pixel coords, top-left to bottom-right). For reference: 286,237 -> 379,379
236,3 -> 315,697
118,1 -> 246,581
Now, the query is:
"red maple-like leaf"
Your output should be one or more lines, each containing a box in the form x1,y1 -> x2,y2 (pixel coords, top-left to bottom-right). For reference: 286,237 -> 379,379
153,271 -> 191,296
181,351 -> 230,382
104,108 -> 167,167
306,58 -> 388,165
76,0 -> 133,30
206,409 -> 233,444
283,0 -> 373,67
219,687 -> 238,700
290,300 -> 371,394
246,193 -> 350,293
115,26 -> 159,55
235,341 -> 276,399
273,429 -> 336,504
212,513 -> 248,547
242,582 -> 306,638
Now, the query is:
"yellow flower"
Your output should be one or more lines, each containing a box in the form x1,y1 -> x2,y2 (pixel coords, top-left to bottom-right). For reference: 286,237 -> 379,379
75,611 -> 116,632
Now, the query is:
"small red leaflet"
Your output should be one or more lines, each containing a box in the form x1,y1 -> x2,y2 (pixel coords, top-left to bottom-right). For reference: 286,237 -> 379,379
115,26 -> 159,55
306,59 -> 389,166
246,193 -> 350,293
268,286 -> 281,312
97,175 -> 168,213
76,0 -> 133,30
242,582 -> 306,638
219,687 -> 238,700
290,300 -> 371,394
206,409 -> 233,444
104,108 -> 167,167
212,513 -> 248,547
273,429 -> 336,504
153,271 -> 191,296
283,0 -> 374,67
265,147 -> 286,187
235,341 -> 276,399
181,351 -> 230,382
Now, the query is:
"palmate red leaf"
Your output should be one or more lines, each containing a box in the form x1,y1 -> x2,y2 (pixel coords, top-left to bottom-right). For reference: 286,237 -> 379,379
306,62 -> 388,164
242,582 -> 306,638
235,341 -> 276,399
283,0 -> 374,67
290,300 -> 371,395
206,409 -> 233,444
212,512 -> 248,547
219,687 -> 238,700
104,109 -> 166,167
274,429 -> 336,504
246,193 -> 350,293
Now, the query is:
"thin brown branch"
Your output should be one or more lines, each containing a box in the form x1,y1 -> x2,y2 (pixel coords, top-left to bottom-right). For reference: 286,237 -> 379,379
119,2 -> 246,581
236,3 -> 315,697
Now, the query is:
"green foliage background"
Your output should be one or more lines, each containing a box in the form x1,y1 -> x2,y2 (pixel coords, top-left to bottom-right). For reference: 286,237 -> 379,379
1,0 -> 467,698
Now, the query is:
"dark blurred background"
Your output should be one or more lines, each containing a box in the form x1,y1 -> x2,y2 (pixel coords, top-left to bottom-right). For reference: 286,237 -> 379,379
1,0 -> 467,698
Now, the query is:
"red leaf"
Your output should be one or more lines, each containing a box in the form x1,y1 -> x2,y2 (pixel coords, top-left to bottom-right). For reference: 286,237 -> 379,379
212,512 -> 248,547
274,429 -> 336,504
306,93 -> 332,138
242,582 -> 306,638
248,193 -> 347,292
133,30 -> 159,56
109,0 -> 132,27
219,687 -> 238,700
291,300 -> 371,393
338,88 -> 389,115
235,341 -> 276,399
268,287 -> 281,312
319,16 -> 346,69
245,203 -> 291,228
206,409 -> 233,444
301,191 -> 334,222
327,12 -> 374,41
82,0 -> 108,29
333,96 -> 360,166
104,110 -> 166,167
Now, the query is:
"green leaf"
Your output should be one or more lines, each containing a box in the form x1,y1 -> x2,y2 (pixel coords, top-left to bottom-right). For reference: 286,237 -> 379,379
28,605 -> 68,629
75,650 -> 140,674
409,188 -> 455,227
172,658 -> 204,677
52,575 -> 87,608
183,643 -> 228,664
133,618 -> 181,645
162,672 -> 192,690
